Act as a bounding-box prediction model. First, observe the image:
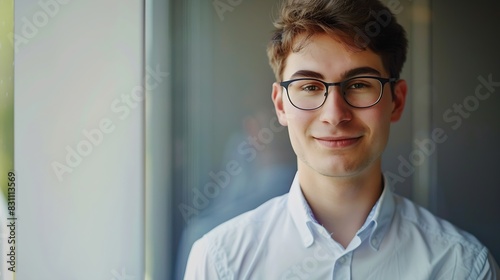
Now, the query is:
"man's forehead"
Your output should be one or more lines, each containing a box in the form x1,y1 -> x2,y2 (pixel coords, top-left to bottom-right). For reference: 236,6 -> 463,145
288,67 -> 383,80
290,32 -> 363,55
283,34 -> 385,79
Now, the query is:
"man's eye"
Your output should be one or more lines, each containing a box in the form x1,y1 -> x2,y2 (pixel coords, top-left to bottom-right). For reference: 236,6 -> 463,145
348,82 -> 369,89
302,85 -> 321,91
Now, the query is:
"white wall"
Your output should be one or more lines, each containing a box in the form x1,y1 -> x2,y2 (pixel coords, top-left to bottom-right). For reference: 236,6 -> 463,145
15,0 -> 145,278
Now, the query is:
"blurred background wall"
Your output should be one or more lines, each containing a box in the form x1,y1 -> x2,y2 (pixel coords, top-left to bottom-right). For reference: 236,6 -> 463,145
431,0 -> 500,262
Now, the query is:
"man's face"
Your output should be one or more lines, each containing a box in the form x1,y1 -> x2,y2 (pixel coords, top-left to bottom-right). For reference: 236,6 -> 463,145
272,33 -> 407,178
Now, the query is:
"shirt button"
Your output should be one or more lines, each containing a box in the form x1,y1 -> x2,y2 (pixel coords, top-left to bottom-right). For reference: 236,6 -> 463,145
371,238 -> 378,247
338,256 -> 346,264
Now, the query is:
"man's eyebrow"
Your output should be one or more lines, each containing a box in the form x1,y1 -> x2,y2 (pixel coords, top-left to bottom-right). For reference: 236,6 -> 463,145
289,70 -> 324,80
341,67 -> 381,79
288,67 -> 382,81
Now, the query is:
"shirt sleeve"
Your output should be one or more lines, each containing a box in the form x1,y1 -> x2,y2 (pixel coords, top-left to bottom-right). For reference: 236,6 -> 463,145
473,247 -> 500,280
183,237 -> 221,280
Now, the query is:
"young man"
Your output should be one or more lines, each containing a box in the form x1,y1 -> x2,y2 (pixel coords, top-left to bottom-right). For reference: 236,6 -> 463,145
185,0 -> 500,278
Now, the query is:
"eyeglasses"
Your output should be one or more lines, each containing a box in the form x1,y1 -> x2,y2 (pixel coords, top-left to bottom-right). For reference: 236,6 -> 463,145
280,76 -> 396,110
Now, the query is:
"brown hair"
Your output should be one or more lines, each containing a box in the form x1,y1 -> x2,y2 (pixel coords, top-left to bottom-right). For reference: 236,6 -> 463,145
267,0 -> 408,81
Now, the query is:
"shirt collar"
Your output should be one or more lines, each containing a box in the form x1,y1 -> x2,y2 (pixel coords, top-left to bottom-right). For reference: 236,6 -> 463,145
287,172 -> 396,250
367,173 -> 396,250
287,173 -> 316,247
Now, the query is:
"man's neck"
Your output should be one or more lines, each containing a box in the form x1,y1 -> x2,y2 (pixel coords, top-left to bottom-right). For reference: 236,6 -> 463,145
298,161 -> 383,248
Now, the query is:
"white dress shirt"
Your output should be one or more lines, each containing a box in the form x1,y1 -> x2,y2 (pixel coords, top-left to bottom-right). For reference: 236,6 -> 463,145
184,173 -> 500,279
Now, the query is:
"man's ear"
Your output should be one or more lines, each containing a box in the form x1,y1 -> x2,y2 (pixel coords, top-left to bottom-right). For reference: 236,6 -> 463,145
272,82 -> 288,126
390,79 -> 407,122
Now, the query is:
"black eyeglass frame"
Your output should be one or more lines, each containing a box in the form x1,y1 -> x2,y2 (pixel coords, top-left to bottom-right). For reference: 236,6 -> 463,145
280,76 -> 397,111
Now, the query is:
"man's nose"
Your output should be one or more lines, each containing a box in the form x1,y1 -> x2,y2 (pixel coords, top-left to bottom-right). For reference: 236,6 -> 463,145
318,87 -> 353,126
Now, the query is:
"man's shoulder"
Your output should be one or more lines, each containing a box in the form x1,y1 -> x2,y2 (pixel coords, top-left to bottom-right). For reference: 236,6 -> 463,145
389,194 -> 500,278
392,193 -> 485,253
201,193 -> 289,244
185,193 -> 301,279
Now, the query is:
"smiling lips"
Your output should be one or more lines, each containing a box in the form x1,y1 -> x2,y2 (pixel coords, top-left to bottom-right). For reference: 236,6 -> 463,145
314,136 -> 362,148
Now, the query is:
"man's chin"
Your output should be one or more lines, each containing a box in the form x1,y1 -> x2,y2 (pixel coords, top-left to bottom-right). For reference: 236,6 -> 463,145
314,166 -> 363,178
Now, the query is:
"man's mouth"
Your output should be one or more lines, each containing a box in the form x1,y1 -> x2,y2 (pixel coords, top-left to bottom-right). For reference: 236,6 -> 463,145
313,136 -> 363,148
